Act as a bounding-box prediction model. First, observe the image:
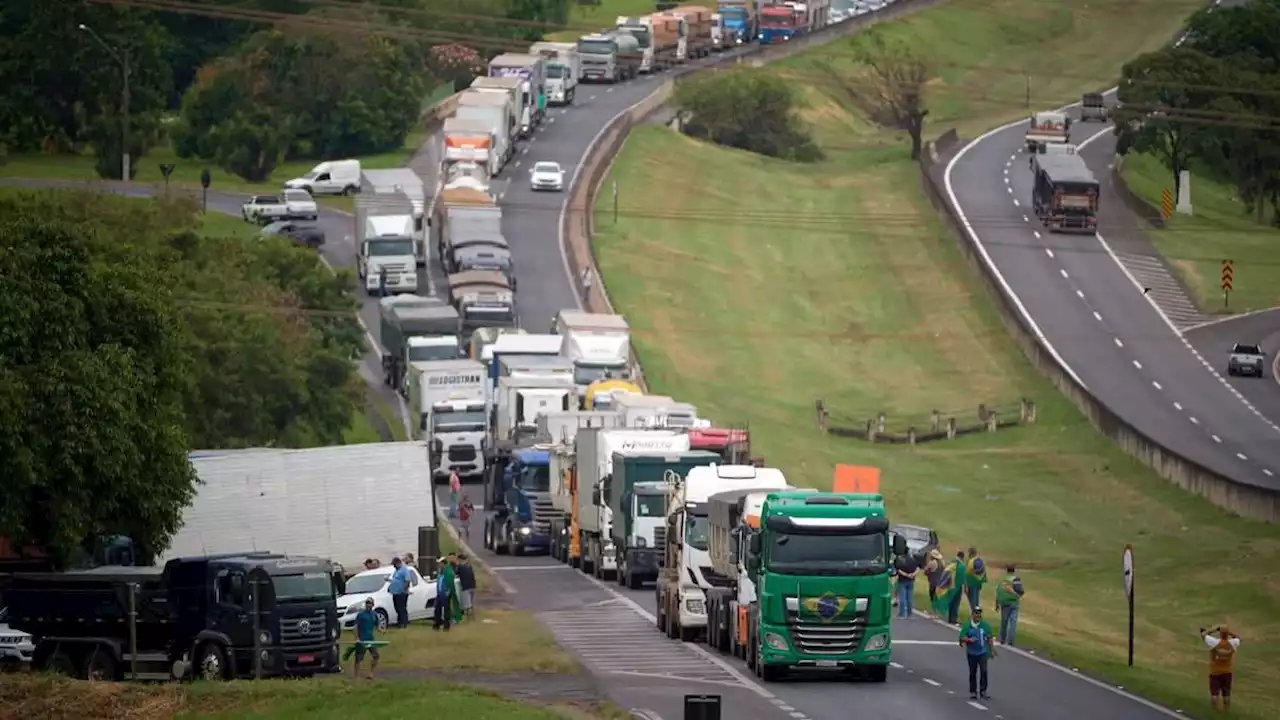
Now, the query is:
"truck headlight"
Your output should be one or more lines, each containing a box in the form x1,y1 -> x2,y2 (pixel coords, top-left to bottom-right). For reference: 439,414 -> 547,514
764,632 -> 790,651
330,626 -> 339,640
258,630 -> 272,646
685,599 -> 705,615
519,526 -> 531,536
863,633 -> 889,651
635,536 -> 647,548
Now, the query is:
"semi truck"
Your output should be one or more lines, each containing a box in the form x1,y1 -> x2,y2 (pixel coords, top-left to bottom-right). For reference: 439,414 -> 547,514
758,4 -> 804,43
491,355 -> 576,446
613,393 -> 699,428
378,295 -> 463,392
354,193 -> 420,296
530,42 -> 580,106
486,333 -> 565,397
360,169 -> 427,267
655,464 -> 788,642
1025,110 -> 1070,152
617,15 -> 680,73
454,92 -> 517,169
488,53 -> 547,134
407,358 -> 488,482
1031,153 -> 1100,233
469,76 -> 529,150
470,326 -> 526,362
703,490 -> 901,682
447,269 -> 516,337
484,445 -> 556,556
668,6 -> 715,60
553,310 -> 632,405
442,116 -> 501,179
717,1 -> 756,45
607,449 -> 722,588
574,429 -> 694,580
578,31 -> 642,83
6,553 -> 343,681
433,180 -> 502,268
543,411 -> 625,564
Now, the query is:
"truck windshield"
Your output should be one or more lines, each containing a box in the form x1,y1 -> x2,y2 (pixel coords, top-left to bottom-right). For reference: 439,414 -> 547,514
272,572 -> 334,601
546,65 -> 564,78
408,343 -> 459,362
368,239 -> 414,256
720,7 -> 747,20
685,513 -> 710,551
768,532 -> 887,575
518,464 -> 550,492
574,362 -> 627,386
634,494 -> 666,517
434,409 -> 486,432
578,40 -> 616,54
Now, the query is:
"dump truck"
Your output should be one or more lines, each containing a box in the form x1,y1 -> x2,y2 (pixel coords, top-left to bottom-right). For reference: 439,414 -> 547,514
6,553 -> 343,681
530,42 -> 580,106
574,428 -> 693,580
583,378 -> 643,411
355,193 -> 420,296
469,76 -> 529,150
447,270 -> 516,336
553,310 -> 632,405
407,358 -> 488,481
488,53 -> 547,134
1025,110 -> 1071,152
1031,153 -> 1099,233
543,411 -> 625,565
607,449 -> 723,588
442,115 -> 501,179
454,91 -> 517,168
617,15 -> 680,73
716,1 -> 756,45
578,31 -> 641,83
668,6 -> 715,60
703,488 -> 900,682
378,295 -> 463,393
656,464 -> 789,642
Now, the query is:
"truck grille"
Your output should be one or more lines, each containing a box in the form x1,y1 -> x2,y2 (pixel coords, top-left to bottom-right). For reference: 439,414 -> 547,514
280,610 -> 328,647
530,497 -> 556,534
699,565 -> 733,589
786,610 -> 867,655
653,526 -> 666,549
448,445 -> 477,462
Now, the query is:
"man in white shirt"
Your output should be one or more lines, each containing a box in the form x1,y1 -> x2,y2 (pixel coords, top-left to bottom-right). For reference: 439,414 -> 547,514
1201,626 -> 1241,711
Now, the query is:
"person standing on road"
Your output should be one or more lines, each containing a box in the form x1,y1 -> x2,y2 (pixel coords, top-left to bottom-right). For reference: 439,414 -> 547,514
959,606 -> 997,700
1201,625 -> 1241,712
350,597 -> 383,679
995,565 -> 1025,646
947,550 -> 968,624
387,557 -> 416,629
458,492 -> 474,541
433,555 -> 457,631
448,470 -> 462,518
925,548 -> 946,607
965,547 -> 988,611
455,553 -> 477,617
894,550 -> 919,618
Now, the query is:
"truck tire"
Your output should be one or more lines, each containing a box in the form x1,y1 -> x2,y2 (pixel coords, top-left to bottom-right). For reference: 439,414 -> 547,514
626,567 -> 643,590
196,642 -> 231,681
42,646 -> 78,677
860,664 -> 888,683
755,640 -> 784,682
680,624 -> 699,643
83,645 -> 118,681
655,591 -> 668,634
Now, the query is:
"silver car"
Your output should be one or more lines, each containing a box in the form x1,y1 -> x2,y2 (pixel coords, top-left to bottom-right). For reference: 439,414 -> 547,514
529,161 -> 565,192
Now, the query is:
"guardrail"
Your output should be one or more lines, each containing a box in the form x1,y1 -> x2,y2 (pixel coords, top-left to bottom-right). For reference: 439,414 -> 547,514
916,138 -> 1280,523
561,0 -> 947,392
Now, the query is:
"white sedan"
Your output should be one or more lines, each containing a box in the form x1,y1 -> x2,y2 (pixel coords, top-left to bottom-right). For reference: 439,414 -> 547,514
336,566 -> 437,631
529,161 -> 565,192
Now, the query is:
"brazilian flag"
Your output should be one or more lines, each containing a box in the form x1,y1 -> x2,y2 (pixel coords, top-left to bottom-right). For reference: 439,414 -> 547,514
439,565 -> 465,625
932,560 -> 963,615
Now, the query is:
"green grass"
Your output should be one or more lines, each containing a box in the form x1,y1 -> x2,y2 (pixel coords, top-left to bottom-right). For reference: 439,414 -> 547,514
1121,152 -> 1280,313
6,674 -> 600,720
590,0 -> 1280,713
342,408 -> 385,444
0,130 -> 425,195
545,0 -> 656,41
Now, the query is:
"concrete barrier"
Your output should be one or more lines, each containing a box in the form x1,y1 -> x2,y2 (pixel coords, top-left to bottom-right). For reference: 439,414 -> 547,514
916,139 -> 1280,523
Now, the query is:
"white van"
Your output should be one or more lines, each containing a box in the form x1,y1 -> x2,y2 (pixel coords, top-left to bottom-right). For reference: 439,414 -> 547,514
284,159 -> 362,196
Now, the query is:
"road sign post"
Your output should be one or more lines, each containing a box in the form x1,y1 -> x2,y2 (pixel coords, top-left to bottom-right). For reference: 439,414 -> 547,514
1123,544 -> 1135,667
1160,188 -> 1173,220
159,163 -> 175,195
612,180 -> 619,224
200,168 -> 212,213
1221,259 -> 1234,309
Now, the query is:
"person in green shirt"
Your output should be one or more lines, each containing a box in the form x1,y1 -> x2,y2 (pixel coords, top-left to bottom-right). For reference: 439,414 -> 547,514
995,565 -> 1026,646
965,547 -> 988,611
958,606 -> 997,700
944,550 -> 967,624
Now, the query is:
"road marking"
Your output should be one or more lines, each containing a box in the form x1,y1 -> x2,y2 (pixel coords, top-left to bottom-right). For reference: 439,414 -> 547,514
1114,338 -> 1124,348
894,640 -> 957,646
1033,231 -> 1042,239
1004,176 -> 1010,183
1211,435 -> 1222,443
1190,416 -> 1200,425
1013,198 -> 1020,207
1174,402 -> 1183,410
1007,187 -> 1013,194
1023,215 -> 1030,222
890,662 -> 904,669
1003,167 -> 1009,175
1059,268 -> 1068,279
1152,381 -> 1162,390
486,565 -> 572,572
1093,311 -> 1102,322
1265,469 -> 1274,477
1237,452 -> 1247,459
923,678 -> 942,687
1133,360 -> 1142,370
1044,247 -> 1053,257
1075,289 -> 1084,299
968,701 -> 989,711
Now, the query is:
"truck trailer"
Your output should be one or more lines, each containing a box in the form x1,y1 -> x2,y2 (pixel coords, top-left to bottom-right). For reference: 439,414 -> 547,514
408,358 -> 488,482
1031,153 -> 1100,233
529,42 -> 580,105
553,310 -> 632,405
454,92 -> 517,169
578,32 -> 642,83
488,53 -> 547,134
544,411 -> 625,564
378,294 -> 463,392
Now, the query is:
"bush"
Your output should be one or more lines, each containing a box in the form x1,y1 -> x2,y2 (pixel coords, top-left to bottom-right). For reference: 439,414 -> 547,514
673,69 -> 823,163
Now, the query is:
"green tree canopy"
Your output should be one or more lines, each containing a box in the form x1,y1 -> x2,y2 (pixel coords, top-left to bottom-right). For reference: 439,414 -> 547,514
673,68 -> 822,162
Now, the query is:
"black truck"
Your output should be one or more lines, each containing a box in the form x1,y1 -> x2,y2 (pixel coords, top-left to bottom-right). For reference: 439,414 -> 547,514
1031,153 -> 1100,233
5,552 -> 343,681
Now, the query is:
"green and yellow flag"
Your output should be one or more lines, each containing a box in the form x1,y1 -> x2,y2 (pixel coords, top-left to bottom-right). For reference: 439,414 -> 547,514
932,560 -> 963,615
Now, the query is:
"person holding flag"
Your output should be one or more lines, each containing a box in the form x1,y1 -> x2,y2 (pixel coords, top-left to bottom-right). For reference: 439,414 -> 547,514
965,547 -> 988,611
432,554 -> 465,630
933,550 -> 968,624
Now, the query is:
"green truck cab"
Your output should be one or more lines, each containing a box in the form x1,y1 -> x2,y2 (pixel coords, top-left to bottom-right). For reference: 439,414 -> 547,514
739,491 -> 903,682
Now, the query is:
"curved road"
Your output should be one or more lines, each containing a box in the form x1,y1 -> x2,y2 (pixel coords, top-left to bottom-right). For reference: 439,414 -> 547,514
943,96 -> 1280,490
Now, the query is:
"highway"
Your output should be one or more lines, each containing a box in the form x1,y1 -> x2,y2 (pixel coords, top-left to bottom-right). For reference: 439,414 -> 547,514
943,101 -> 1280,490
434,501 -> 1184,720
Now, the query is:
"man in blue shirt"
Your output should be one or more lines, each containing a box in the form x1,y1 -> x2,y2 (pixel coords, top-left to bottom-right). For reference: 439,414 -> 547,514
387,557 -> 416,629
352,597 -> 382,679
958,606 -> 997,700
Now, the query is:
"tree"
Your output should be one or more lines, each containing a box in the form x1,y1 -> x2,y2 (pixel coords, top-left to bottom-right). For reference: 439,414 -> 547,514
1195,68 -> 1280,225
673,68 -> 822,162
831,32 -> 931,160
0,191 -> 198,567
1183,0 -> 1280,65
1113,48 -> 1227,201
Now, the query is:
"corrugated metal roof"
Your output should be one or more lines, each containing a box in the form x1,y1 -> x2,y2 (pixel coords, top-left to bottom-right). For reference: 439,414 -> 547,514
165,443 -> 436,570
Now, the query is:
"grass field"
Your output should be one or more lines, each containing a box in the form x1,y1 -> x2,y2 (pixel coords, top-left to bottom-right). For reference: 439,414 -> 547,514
545,0 -> 655,41
1120,152 -> 1280,313
3,675 -> 616,720
589,2 -> 1279,717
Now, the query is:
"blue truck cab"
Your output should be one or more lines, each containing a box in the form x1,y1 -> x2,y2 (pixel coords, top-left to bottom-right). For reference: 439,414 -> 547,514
717,4 -> 755,44
484,446 -> 555,556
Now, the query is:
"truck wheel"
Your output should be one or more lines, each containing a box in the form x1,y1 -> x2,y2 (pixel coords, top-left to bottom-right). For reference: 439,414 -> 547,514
679,625 -> 699,643
83,646 -> 118,681
626,569 -> 643,590
44,647 -> 78,677
494,531 -> 509,555
197,643 -> 231,681
861,663 -> 889,683
756,644 -> 784,681
655,596 -> 667,634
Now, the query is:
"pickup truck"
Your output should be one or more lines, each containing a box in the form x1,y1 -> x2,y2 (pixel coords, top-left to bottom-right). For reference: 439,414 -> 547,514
1227,343 -> 1267,378
241,189 -> 319,224
1079,92 -> 1108,122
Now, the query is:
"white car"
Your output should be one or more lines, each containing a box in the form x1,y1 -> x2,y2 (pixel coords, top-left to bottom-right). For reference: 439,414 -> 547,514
0,615 -> 34,667
530,161 -> 565,192
241,189 -> 319,223
336,566 -> 443,631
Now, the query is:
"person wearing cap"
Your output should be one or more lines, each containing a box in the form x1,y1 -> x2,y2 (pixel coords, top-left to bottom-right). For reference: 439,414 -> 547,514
958,606 -> 997,700
1201,625 -> 1241,711
965,547 -> 988,611
433,554 -> 458,631
351,597 -> 382,679
995,565 -> 1025,646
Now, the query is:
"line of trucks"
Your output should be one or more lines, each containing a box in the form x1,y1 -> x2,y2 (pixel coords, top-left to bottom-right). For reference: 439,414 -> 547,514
1024,110 -> 1101,233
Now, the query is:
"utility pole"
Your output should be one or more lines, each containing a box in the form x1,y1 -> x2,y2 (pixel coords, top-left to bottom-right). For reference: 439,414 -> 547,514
78,24 -> 131,181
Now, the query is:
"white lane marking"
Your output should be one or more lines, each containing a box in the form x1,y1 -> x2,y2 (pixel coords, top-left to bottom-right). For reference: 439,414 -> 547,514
1076,290 -> 1085,299
1114,338 -> 1124,348
1181,306 -> 1280,333
1237,452 -> 1247,459
1133,360 -> 1143,370
923,678 -> 942,687
1013,198 -> 1020,207
1007,187 -> 1013,194
1033,231 -> 1042,239
968,701 -> 988,711
1044,248 -> 1053,258
1190,416 -> 1200,425
1059,268 -> 1069,279
1152,381 -> 1162,390
1212,435 -> 1223,443
1174,402 -> 1183,410
890,662 -> 904,669
1265,469 -> 1275,477
1093,312 -> 1103,321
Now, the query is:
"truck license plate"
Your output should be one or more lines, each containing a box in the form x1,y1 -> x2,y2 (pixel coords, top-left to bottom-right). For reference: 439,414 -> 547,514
816,660 -> 839,668
297,654 -> 315,664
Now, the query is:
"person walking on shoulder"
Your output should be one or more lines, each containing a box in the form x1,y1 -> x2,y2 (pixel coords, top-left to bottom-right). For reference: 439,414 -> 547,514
455,553 -> 478,618
351,597 -> 383,679
965,547 -> 987,610
925,548 -> 946,608
959,606 -> 997,700
995,565 -> 1025,646
458,492 -> 474,541
1202,626 -> 1241,712
894,550 -> 919,618
387,557 -> 416,629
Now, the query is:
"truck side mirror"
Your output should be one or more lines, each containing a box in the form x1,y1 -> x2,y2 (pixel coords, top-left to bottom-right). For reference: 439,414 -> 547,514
591,485 -> 601,506
892,534 -> 908,557
728,547 -> 738,565
748,534 -> 762,555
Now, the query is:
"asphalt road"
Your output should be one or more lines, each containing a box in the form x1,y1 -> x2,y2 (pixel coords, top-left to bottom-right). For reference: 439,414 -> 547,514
943,88 -> 1280,489
435,496 -> 1184,720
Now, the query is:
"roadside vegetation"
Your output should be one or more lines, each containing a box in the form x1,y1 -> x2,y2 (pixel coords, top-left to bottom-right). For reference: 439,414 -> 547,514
591,0 -> 1279,718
